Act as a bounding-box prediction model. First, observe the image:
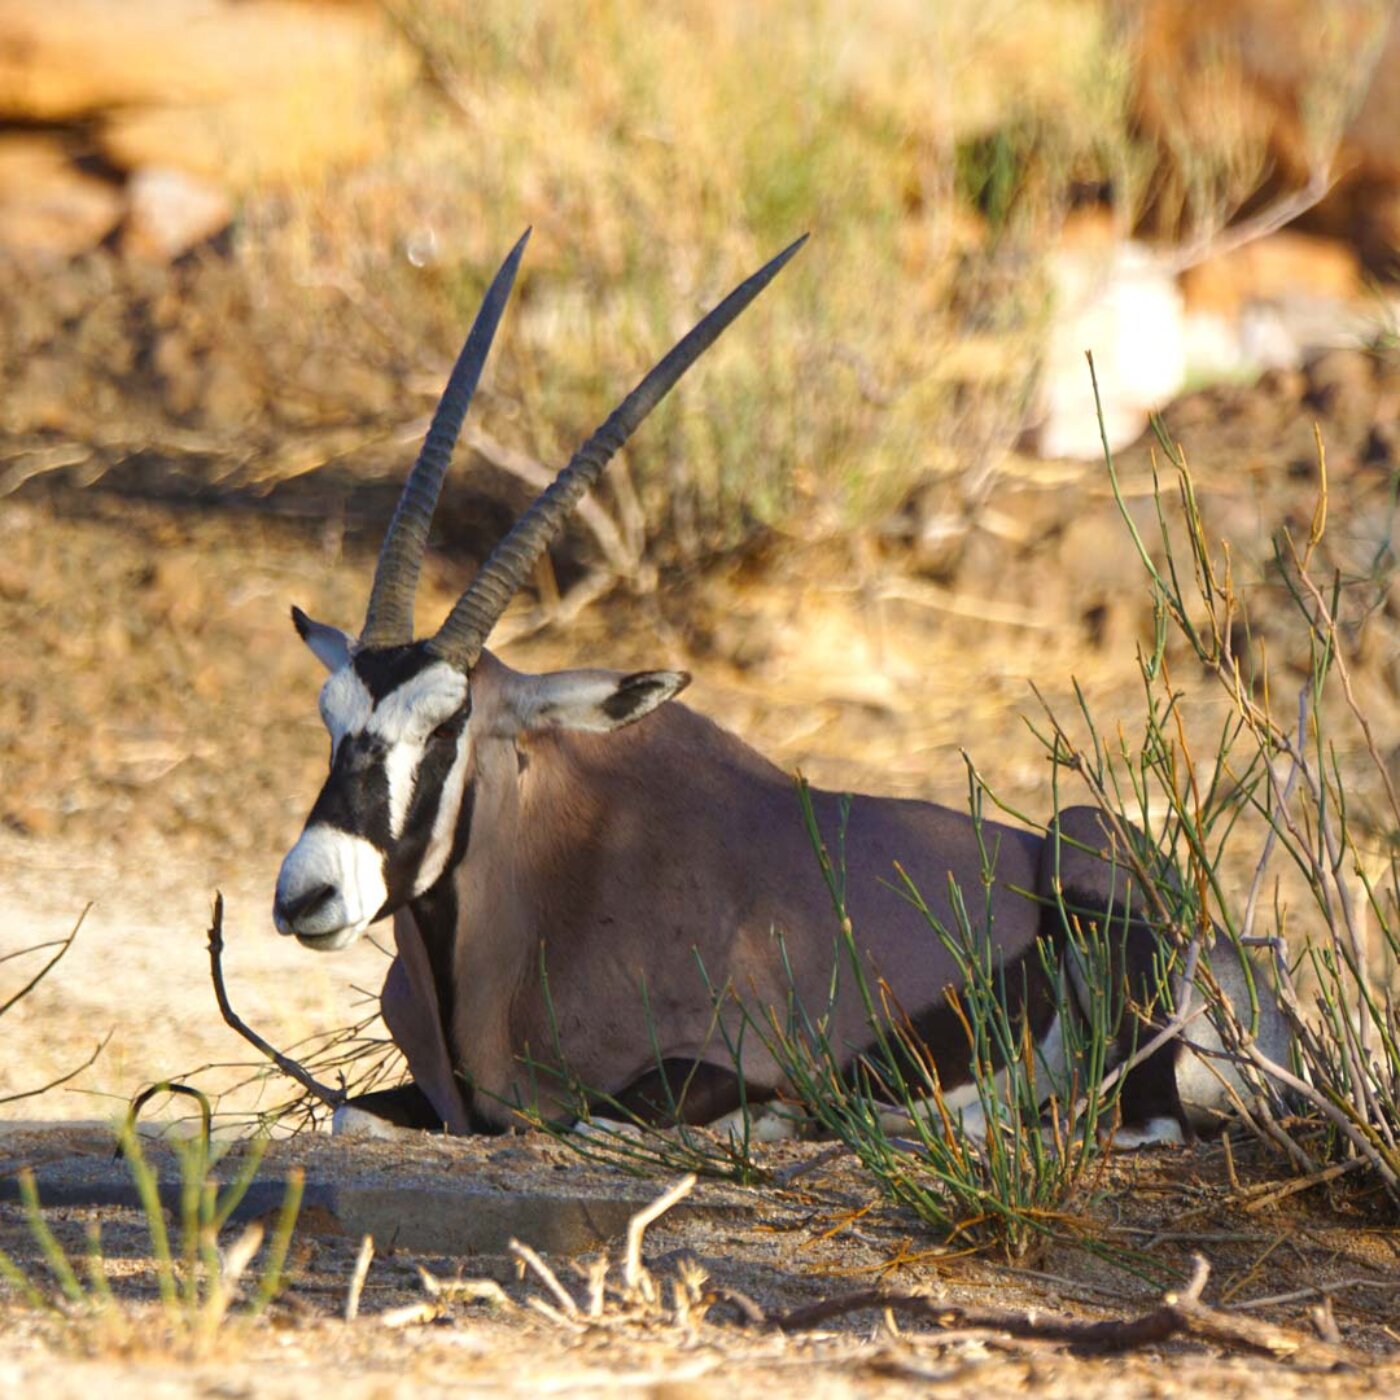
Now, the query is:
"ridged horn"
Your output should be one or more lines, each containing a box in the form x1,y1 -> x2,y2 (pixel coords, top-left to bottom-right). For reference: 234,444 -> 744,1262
428,234 -> 807,670
359,229 -> 530,649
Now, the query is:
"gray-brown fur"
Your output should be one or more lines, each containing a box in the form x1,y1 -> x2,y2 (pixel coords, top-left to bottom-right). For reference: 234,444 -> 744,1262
385,651 -> 1050,1130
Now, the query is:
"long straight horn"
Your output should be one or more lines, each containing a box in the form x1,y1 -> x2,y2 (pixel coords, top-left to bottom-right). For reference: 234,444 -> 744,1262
428,234 -> 807,670
359,230 -> 531,649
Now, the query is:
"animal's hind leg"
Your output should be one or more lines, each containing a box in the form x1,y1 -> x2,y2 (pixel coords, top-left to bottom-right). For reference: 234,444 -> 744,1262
1041,807 -> 1190,1144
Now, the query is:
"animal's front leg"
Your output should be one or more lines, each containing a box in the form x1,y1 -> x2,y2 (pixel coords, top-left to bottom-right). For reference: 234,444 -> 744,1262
333,1082 -> 443,1138
379,951 -> 474,1133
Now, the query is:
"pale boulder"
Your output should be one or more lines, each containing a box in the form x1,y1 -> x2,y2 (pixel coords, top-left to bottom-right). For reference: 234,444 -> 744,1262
0,1 -> 416,191
1035,243 -> 1186,461
122,167 -> 233,262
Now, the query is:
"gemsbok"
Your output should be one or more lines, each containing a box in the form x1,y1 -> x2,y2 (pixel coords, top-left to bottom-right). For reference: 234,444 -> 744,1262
274,231 -> 1287,1142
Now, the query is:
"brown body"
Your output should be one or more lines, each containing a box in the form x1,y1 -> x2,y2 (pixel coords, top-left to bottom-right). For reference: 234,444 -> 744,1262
384,652 -> 1047,1131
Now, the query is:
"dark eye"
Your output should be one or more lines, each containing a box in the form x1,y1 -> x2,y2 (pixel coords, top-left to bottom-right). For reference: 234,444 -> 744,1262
431,714 -> 462,744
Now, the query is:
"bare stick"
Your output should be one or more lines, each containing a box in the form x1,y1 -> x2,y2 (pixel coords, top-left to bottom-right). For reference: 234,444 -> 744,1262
510,1239 -> 580,1319
771,1256 -> 1355,1364
0,1031 -> 109,1107
467,426 -> 639,581
1165,166 -> 1340,275
624,1174 -> 696,1294
1232,1277 -> 1400,1313
206,894 -> 344,1107
0,905 -> 89,1018
344,1234 -> 375,1323
380,1301 -> 440,1329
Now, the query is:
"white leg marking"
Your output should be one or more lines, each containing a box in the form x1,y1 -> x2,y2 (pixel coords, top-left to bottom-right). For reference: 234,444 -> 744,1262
873,1011 -> 1073,1144
332,1104 -> 423,1141
707,1105 -> 802,1143
1112,1115 -> 1186,1150
575,1116 -> 644,1141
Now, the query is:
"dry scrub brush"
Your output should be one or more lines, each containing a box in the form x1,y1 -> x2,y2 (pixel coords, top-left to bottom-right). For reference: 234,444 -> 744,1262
196,2 -> 1385,570
1035,359 -> 1400,1201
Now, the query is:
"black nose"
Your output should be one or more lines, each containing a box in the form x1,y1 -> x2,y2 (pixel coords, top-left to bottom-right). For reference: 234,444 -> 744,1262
276,883 -> 336,930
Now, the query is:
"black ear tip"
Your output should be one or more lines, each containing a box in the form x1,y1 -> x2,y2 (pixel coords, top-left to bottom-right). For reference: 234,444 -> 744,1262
291,604 -> 310,638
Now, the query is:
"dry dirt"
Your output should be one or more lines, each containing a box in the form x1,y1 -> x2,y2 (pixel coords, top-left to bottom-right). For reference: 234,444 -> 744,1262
2,291 -> 1400,1392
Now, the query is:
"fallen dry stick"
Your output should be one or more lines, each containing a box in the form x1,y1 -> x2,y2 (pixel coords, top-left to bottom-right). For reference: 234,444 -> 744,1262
766,1256 -> 1359,1367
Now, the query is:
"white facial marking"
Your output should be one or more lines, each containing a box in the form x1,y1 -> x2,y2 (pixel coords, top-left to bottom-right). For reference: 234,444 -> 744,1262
367,663 -> 468,744
274,823 -> 387,946
319,668 -> 373,752
412,726 -> 473,897
383,738 -> 425,840
364,664 -> 468,841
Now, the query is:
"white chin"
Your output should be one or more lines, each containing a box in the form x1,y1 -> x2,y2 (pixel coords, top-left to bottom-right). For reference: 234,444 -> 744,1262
295,926 -> 365,953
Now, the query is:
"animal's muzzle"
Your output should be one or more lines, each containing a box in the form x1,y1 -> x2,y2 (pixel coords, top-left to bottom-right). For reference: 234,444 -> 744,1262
273,881 -> 336,933
274,823 -> 389,947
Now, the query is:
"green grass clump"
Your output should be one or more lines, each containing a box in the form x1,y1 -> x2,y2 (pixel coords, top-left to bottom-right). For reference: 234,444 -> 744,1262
754,779 -> 1130,1262
0,1103 -> 303,1355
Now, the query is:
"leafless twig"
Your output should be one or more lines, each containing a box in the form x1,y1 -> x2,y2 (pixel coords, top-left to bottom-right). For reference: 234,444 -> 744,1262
625,1173 -> 696,1293
344,1235 -> 375,1323
467,426 -> 641,582
0,1032 -> 110,1107
0,906 -> 89,1018
510,1239 -> 580,1319
769,1256 -> 1356,1365
206,893 -> 344,1108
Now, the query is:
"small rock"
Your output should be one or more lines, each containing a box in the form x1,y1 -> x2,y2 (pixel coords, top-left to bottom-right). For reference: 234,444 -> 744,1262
122,166 -> 232,262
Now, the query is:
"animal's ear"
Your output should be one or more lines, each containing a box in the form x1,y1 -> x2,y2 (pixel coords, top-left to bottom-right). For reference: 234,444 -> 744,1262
508,669 -> 690,734
292,605 -> 355,673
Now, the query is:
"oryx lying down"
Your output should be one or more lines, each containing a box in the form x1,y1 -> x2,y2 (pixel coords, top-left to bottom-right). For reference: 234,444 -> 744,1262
274,232 -> 1287,1144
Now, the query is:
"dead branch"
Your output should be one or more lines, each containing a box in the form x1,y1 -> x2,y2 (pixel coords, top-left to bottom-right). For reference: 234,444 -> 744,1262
625,1173 -> 696,1293
206,893 -> 344,1108
0,906 -> 89,1019
1164,165 -> 1341,276
768,1256 -> 1358,1366
467,425 -> 641,581
510,1239 -> 581,1319
344,1235 -> 375,1323
0,1031 -> 109,1107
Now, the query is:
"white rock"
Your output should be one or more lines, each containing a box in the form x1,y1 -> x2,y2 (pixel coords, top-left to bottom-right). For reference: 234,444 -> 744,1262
122,166 -> 232,262
1034,242 -> 1186,461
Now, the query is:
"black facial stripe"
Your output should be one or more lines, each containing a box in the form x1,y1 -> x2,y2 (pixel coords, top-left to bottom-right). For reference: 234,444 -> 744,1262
375,729 -> 476,914
307,736 -> 393,849
305,640 -> 476,921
